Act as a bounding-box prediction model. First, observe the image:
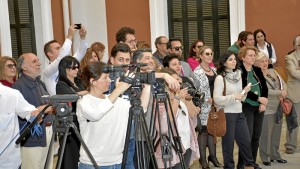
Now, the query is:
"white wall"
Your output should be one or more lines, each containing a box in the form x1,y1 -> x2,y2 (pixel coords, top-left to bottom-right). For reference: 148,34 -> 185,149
70,0 -> 109,63
0,0 -> 12,56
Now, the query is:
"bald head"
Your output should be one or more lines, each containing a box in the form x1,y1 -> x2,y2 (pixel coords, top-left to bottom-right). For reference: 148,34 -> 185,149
17,53 -> 41,78
293,35 -> 300,50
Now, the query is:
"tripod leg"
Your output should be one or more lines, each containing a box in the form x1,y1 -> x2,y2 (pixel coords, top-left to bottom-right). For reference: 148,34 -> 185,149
44,129 -> 55,169
56,127 -> 69,169
72,124 -> 98,169
121,110 -> 134,169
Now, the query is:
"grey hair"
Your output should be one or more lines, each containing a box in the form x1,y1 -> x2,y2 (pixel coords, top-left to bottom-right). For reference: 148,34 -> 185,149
293,35 -> 300,49
17,55 -> 26,74
132,48 -> 152,64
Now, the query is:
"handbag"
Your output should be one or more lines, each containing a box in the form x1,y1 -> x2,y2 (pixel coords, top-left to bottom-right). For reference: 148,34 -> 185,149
207,76 -> 226,140
280,98 -> 293,115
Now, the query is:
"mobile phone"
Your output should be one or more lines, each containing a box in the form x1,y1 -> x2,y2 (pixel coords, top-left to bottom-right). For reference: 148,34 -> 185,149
74,24 -> 82,30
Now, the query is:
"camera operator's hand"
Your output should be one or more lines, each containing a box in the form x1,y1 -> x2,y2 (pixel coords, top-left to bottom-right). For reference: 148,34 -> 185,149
177,87 -> 188,100
66,25 -> 76,40
37,105 -> 54,114
79,25 -> 87,40
30,109 -> 43,123
156,73 -> 180,90
115,71 -> 134,92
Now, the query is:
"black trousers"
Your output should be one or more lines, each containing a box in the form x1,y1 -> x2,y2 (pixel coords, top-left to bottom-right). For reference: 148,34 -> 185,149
238,103 -> 264,165
222,113 -> 254,169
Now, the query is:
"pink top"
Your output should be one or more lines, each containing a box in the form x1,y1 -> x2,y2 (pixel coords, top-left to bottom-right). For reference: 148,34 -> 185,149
187,56 -> 215,71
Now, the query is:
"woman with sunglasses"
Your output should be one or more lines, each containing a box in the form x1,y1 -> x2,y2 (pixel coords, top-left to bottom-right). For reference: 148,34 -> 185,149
187,40 -> 215,71
254,52 -> 287,166
237,46 -> 268,169
194,46 -> 221,168
213,51 -> 255,169
56,56 -> 88,169
0,56 -> 17,87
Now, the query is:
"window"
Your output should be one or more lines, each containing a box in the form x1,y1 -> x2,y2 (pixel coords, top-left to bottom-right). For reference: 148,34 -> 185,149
8,0 -> 36,60
167,0 -> 230,63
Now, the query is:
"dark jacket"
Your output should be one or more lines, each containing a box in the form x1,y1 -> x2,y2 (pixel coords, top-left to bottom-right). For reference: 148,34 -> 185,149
12,74 -> 50,147
240,64 -> 268,102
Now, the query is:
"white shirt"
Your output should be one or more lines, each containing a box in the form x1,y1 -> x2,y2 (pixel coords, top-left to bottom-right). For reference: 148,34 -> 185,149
0,84 -> 36,169
42,38 -> 88,95
176,101 -> 191,150
257,42 -> 277,64
76,94 -> 131,166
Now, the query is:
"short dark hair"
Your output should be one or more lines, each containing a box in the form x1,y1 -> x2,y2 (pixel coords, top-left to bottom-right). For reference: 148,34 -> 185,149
110,43 -> 131,58
254,29 -> 268,46
115,27 -> 135,43
44,40 -> 58,60
239,31 -> 253,47
154,36 -> 166,47
167,38 -> 182,49
132,48 -> 152,64
162,54 -> 179,68
82,61 -> 106,91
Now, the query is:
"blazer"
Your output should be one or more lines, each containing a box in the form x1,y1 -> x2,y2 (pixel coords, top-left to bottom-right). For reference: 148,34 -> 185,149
285,51 -> 300,103
240,64 -> 268,102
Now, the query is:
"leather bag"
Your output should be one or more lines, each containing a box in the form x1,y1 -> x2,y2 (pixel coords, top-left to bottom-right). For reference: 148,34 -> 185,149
207,77 -> 226,138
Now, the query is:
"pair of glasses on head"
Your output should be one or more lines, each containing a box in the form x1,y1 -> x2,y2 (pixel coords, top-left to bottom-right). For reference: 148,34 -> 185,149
6,64 -> 16,69
68,66 -> 79,70
266,74 -> 276,82
203,52 -> 213,56
172,46 -> 184,51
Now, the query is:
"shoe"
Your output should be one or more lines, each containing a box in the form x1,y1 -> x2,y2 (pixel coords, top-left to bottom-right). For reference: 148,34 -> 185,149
262,161 -> 271,166
285,148 -> 294,154
208,155 -> 222,167
270,159 -> 287,163
254,163 -> 262,169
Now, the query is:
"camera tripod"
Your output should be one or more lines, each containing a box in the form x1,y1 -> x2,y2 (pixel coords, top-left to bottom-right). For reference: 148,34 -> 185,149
150,90 -> 186,169
121,85 -> 158,169
47,102 -> 98,169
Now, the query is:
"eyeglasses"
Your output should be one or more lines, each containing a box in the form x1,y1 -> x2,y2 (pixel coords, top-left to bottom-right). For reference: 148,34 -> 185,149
204,52 -> 213,56
68,66 -> 79,70
196,45 -> 203,49
172,46 -> 183,51
6,64 -> 16,69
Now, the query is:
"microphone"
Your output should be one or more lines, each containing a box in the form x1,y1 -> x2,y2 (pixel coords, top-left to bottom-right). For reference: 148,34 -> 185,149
241,83 -> 251,95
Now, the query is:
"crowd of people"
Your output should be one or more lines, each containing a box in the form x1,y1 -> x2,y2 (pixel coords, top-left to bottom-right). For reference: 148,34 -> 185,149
0,24 -> 300,169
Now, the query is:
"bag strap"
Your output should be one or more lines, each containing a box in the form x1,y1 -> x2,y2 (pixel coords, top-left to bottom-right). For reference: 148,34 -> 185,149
222,76 -> 226,96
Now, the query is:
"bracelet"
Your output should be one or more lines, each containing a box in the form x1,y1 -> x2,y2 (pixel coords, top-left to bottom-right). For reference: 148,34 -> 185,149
174,95 -> 180,101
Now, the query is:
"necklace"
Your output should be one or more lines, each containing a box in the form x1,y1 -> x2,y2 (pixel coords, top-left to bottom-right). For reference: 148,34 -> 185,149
200,64 -> 211,72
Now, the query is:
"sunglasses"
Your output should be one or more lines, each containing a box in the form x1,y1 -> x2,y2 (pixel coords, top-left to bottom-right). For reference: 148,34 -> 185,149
6,64 -> 16,69
172,46 -> 184,51
68,66 -> 79,70
204,52 -> 213,56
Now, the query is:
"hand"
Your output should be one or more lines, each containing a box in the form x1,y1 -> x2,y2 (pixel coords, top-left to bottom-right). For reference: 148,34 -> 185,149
30,110 -> 43,123
259,104 -> 267,112
79,25 -> 87,40
280,90 -> 288,98
195,107 -> 201,114
163,73 -> 180,90
185,93 -> 193,101
235,93 -> 244,101
115,70 -> 134,93
207,98 -> 213,104
66,25 -> 76,40
177,87 -> 188,100
258,97 -> 268,106
243,85 -> 251,93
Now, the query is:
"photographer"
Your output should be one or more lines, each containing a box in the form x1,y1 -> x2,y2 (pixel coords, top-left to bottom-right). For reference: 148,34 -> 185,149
76,62 -> 151,169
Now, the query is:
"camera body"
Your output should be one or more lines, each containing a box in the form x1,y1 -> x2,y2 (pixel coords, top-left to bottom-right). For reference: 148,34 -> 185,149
74,23 -> 82,29
180,82 -> 205,107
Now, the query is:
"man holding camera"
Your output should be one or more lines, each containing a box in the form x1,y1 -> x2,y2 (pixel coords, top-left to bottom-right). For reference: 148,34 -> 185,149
42,24 -> 87,96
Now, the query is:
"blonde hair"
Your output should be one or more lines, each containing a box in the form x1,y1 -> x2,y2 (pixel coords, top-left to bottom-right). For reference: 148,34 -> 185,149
196,45 -> 212,62
238,46 -> 258,60
254,51 -> 268,66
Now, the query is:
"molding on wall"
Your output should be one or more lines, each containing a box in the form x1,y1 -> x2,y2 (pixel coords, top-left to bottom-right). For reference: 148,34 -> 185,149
0,0 -> 12,56
229,0 -> 245,44
149,0 -> 169,53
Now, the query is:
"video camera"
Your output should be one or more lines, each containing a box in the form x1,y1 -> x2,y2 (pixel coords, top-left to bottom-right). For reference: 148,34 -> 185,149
102,63 -> 156,85
41,94 -> 81,116
180,82 -> 205,107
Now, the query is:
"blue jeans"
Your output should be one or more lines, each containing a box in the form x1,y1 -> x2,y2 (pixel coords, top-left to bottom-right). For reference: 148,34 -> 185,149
125,138 -> 135,169
79,163 -> 121,169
